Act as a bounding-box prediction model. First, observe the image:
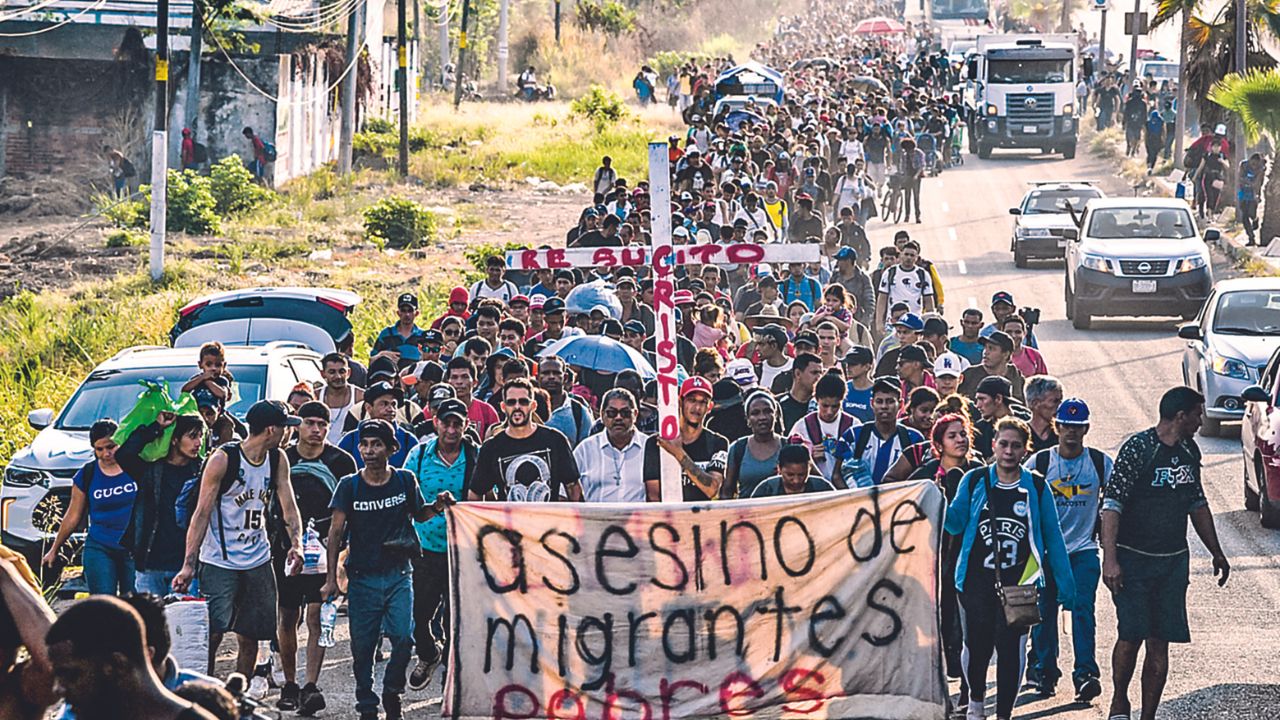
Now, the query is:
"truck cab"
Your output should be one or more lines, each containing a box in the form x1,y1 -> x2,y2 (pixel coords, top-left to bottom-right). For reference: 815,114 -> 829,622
964,34 -> 1078,159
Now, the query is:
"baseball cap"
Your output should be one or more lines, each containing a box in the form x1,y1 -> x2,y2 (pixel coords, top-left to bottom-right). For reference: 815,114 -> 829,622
246,399 -> 301,428
428,382 -> 456,405
680,376 -> 714,399
357,418 -> 398,449
296,401 -> 330,422
975,375 -> 1013,399
435,398 -> 470,423
615,275 -> 637,288
932,352 -> 968,378
193,387 -> 223,410
893,313 -> 925,332
898,344 -> 929,365
542,297 -> 567,315
871,376 -> 902,396
365,381 -> 404,405
835,246 -> 858,262
1214,123 -> 1227,135
623,319 -> 646,335
890,300 -> 910,313
981,330 -> 1015,353
843,345 -> 874,366
991,291 -> 1015,307
922,316 -> 949,336
673,289 -> 696,306
590,304 -> 611,317
1055,398 -> 1091,425
368,356 -> 398,381
756,263 -> 773,277
421,329 -> 444,346
601,319 -> 623,337
712,378 -> 743,406
757,324 -> 789,347
794,330 -> 820,349
509,295 -> 530,307
725,358 -> 758,387
397,292 -> 419,309
530,294 -> 547,310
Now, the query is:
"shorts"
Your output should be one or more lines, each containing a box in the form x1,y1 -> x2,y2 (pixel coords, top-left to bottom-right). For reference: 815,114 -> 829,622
274,558 -> 326,610
199,561 -> 278,640
1112,548 -> 1191,643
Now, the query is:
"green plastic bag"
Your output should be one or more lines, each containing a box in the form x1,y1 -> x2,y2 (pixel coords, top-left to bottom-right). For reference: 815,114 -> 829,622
111,380 -> 200,462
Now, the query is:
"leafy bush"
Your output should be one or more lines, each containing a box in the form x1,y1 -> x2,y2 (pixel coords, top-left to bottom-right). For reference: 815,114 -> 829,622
93,191 -> 147,229
141,170 -> 221,235
209,155 -> 274,215
570,85 -> 628,132
104,228 -> 148,248
353,124 -> 440,159
463,241 -> 529,271
574,0 -> 635,35
364,116 -> 395,133
362,196 -> 437,248
647,51 -> 710,78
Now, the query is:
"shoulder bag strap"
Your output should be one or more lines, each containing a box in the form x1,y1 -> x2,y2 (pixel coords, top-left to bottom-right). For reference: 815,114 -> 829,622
979,466 -> 1004,594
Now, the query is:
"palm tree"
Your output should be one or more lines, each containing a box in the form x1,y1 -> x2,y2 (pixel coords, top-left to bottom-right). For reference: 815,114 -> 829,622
1210,69 -> 1280,243
1150,0 -> 1280,166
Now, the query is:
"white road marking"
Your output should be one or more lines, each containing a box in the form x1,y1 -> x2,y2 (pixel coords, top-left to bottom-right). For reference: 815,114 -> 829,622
941,201 -> 950,213
958,259 -> 967,275
968,296 -> 977,308
948,227 -> 958,243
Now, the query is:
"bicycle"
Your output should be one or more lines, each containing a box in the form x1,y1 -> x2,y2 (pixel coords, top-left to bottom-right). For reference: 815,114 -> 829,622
882,174 -> 906,224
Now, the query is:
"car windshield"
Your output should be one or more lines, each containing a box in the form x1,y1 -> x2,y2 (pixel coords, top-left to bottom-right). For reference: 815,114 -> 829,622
988,58 -> 1072,84
1213,291 -> 1280,335
57,365 -> 267,430
170,297 -> 353,345
1086,207 -> 1196,239
1023,188 -> 1101,214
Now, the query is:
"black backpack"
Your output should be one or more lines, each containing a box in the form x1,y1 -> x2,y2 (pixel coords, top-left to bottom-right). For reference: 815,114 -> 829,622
120,158 -> 137,178
178,441 -> 283,559
193,142 -> 209,164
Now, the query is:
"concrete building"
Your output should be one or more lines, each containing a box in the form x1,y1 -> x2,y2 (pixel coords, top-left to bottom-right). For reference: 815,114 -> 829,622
0,0 -> 416,187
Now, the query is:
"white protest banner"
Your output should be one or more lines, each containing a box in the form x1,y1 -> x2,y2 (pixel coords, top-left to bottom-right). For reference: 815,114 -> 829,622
443,481 -> 947,720
503,243 -> 821,271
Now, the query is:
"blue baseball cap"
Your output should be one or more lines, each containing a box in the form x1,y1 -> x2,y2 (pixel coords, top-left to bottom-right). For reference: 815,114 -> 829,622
893,312 -> 924,332
1055,398 -> 1091,425
835,246 -> 858,262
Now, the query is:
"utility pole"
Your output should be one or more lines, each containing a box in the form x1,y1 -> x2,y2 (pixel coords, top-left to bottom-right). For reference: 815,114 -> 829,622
1097,7 -> 1107,81
1173,12 -> 1189,167
397,0 -> 409,176
149,0 -> 170,282
496,0 -> 508,93
453,0 -> 471,109
438,5 -> 449,88
554,0 -> 560,44
339,0 -> 363,174
1126,0 -> 1139,85
183,0 -> 203,137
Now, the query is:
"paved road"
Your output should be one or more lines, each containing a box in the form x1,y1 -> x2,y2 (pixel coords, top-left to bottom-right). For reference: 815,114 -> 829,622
223,147 -> 1280,719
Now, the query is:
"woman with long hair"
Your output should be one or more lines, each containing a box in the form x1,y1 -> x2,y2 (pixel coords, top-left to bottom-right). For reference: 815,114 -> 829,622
723,391 -> 784,499
944,418 -> 1076,720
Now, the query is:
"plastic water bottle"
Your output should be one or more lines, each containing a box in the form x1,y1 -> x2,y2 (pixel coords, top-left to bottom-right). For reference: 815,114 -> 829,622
318,600 -> 338,648
302,520 -> 323,573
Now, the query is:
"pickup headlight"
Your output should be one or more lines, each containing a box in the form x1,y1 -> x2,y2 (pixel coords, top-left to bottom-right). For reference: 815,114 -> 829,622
1080,254 -> 1113,273
1063,103 -> 1074,115
986,103 -> 998,116
1211,354 -> 1251,380
4,466 -> 48,489
1174,255 -> 1207,274
1017,227 -> 1053,238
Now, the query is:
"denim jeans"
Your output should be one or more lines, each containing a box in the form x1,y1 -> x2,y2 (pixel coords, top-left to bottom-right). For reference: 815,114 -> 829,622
348,564 -> 414,715
135,569 -> 185,597
1029,547 -> 1102,688
82,537 -> 136,595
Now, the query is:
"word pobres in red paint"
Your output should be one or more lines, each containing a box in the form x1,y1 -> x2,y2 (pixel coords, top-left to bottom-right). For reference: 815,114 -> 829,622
491,667 -> 831,720
506,243 -> 818,270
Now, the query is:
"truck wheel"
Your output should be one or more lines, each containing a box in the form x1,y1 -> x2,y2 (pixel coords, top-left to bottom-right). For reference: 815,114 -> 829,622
1260,465 -> 1280,529
1071,297 -> 1091,329
1200,416 -> 1221,437
968,128 -> 978,153
977,143 -> 992,159
1014,246 -> 1028,268
1245,456 -> 1261,511
1063,144 -> 1077,160
1064,280 -> 1074,320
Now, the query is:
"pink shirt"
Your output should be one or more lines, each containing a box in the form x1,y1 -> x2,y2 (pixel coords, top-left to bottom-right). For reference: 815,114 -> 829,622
1011,346 -> 1048,378
468,399 -> 500,438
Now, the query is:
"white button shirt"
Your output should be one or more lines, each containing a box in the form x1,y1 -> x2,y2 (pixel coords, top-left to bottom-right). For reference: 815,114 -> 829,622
573,429 -> 650,503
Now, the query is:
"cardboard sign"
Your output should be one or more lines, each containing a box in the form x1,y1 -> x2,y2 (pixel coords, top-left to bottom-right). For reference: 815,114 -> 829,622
443,482 -> 948,720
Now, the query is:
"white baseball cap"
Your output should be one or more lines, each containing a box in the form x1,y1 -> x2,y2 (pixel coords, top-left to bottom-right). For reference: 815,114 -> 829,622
933,352 -> 970,378
725,358 -> 758,387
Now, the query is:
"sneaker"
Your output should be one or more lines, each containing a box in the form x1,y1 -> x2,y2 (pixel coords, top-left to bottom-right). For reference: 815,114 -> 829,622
299,683 -> 327,716
276,681 -> 300,711
1075,677 -> 1103,703
966,699 -> 985,720
382,692 -> 403,720
247,675 -> 269,701
409,657 -> 440,691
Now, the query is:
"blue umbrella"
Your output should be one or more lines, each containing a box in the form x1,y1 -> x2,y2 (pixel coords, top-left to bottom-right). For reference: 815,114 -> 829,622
537,334 -> 656,379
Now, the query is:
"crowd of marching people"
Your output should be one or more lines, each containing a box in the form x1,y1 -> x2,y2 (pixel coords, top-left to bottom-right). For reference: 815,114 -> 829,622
0,1 -> 1237,719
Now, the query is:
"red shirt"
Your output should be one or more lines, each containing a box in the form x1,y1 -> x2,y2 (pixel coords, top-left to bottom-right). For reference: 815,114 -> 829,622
468,398 -> 500,438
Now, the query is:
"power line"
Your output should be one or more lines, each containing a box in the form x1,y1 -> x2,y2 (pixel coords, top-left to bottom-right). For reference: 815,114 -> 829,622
0,0 -> 69,23
0,0 -> 108,36
204,15 -> 368,103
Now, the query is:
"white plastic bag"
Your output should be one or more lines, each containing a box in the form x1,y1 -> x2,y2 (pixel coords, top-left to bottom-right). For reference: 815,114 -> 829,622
165,599 -> 209,673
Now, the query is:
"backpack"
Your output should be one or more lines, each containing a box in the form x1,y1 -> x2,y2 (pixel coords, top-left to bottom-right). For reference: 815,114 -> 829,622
802,412 -> 855,448
177,441 -> 283,559
268,451 -> 344,550
262,141 -> 278,162
885,265 -> 929,295
407,440 -> 477,500
1182,144 -> 1204,171
120,158 -> 137,178
850,424 -> 916,465
192,142 -> 209,164
1033,447 -> 1107,536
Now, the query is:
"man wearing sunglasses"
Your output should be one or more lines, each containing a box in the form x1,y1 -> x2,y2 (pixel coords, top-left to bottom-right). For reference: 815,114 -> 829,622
573,389 -> 648,502
467,378 -> 582,502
